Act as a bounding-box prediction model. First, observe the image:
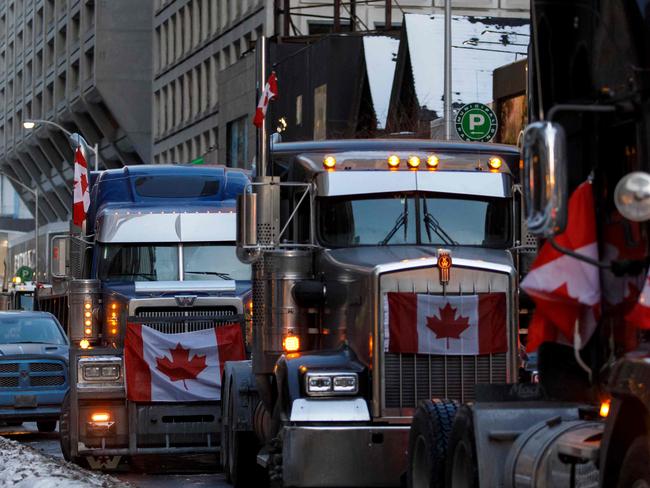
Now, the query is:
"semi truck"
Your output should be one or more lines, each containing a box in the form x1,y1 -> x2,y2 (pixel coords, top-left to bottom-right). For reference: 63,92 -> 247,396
406,0 -> 650,487
39,164 -> 251,469
222,136 -> 532,487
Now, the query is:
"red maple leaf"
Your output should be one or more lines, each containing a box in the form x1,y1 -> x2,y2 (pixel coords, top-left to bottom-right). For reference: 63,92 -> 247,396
156,343 -> 207,390
426,303 -> 471,349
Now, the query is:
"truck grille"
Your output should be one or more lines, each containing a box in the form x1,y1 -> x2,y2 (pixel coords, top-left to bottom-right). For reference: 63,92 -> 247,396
134,306 -> 239,333
0,360 -> 67,389
384,352 -> 507,410
30,375 -> 66,386
0,377 -> 19,387
0,363 -> 19,373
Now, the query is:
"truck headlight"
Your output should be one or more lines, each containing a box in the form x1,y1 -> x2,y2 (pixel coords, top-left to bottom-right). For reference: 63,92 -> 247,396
305,372 -> 358,396
77,356 -> 123,389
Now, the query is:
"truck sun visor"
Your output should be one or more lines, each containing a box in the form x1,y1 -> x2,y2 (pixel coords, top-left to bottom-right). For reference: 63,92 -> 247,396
134,175 -> 220,198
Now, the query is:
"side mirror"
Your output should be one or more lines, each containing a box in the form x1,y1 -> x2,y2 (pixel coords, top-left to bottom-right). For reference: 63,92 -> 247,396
50,235 -> 69,278
521,121 -> 568,237
236,192 -> 261,264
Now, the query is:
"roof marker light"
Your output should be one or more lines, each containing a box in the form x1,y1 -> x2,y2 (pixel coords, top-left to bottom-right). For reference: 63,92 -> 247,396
323,156 -> 336,169
407,156 -> 421,169
388,155 -> 400,168
427,155 -> 439,169
488,157 -> 503,170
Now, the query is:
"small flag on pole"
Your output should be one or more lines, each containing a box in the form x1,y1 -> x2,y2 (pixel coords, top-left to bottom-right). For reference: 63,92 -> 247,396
253,72 -> 278,128
72,147 -> 90,227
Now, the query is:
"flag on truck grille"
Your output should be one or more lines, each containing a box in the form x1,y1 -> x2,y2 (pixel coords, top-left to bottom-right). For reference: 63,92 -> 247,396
72,146 -> 90,227
124,323 -> 245,402
253,72 -> 278,128
384,293 -> 507,355
626,273 -> 650,330
520,181 -> 600,352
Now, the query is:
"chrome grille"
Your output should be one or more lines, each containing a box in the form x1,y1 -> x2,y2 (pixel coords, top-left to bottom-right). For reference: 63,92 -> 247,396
0,363 -> 19,373
30,363 -> 63,372
0,377 -> 19,387
384,352 -> 507,409
30,375 -> 66,387
135,307 -> 238,333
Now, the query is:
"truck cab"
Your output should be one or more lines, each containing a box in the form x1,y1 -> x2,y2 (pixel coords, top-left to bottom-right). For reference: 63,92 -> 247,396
44,164 -> 251,469
225,139 -> 526,487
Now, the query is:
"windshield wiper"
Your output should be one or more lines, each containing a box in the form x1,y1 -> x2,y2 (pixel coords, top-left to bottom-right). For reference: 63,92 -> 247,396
422,199 -> 458,246
379,198 -> 409,246
185,271 -> 233,280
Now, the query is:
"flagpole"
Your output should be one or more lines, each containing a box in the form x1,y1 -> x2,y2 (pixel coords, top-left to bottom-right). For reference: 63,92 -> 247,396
258,35 -> 268,180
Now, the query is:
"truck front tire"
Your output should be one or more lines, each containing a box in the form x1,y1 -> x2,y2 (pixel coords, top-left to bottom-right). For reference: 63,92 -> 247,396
445,405 -> 479,488
407,399 -> 458,488
618,435 -> 650,488
222,379 -> 265,487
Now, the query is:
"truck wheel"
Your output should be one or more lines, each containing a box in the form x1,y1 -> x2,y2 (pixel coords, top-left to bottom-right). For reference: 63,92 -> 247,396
445,405 -> 478,488
223,379 -> 265,487
59,392 -> 84,466
407,399 -> 458,488
617,436 -> 650,488
37,420 -> 57,433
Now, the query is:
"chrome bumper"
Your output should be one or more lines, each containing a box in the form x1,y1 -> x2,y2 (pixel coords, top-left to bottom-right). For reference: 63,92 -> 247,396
283,425 -> 409,487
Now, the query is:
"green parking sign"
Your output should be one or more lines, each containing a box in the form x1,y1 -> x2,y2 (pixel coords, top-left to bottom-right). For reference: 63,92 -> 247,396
455,103 -> 498,142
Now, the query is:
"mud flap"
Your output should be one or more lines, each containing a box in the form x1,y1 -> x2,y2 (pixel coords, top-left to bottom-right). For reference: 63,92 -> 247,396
86,455 -> 122,470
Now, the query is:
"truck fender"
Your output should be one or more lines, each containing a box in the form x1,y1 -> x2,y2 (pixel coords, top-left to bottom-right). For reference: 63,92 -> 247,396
273,345 -> 366,419
222,360 -> 257,433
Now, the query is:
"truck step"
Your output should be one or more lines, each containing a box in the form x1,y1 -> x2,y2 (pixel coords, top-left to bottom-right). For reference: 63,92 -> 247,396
257,452 -> 270,468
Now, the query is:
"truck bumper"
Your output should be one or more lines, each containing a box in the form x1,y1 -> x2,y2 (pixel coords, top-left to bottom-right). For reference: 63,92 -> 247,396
0,406 -> 61,421
282,425 -> 409,487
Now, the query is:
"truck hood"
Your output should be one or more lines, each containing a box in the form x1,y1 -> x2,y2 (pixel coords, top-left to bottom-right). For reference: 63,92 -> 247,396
102,280 -> 252,300
324,246 -> 514,273
0,343 -> 69,360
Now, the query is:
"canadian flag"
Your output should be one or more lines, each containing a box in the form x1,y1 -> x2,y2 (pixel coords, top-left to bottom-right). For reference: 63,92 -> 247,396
626,273 -> 650,330
125,323 -> 245,402
72,147 -> 90,227
252,72 -> 278,128
384,293 -> 507,355
521,181 -> 600,352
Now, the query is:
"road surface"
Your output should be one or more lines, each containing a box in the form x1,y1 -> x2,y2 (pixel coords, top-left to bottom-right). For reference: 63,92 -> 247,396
0,422 -> 231,488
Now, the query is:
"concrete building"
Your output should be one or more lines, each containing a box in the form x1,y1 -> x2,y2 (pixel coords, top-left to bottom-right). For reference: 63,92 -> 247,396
0,0 -> 153,226
152,1 -> 530,170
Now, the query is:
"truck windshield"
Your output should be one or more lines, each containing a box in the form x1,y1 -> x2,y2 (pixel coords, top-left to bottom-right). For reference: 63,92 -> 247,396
98,244 -> 179,281
183,244 -> 251,281
319,193 -> 510,248
98,243 -> 250,281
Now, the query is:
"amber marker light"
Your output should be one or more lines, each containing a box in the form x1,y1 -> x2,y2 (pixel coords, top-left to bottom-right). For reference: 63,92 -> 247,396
283,335 -> 301,353
407,156 -> 421,169
488,157 -> 503,170
84,328 -> 92,335
387,155 -> 401,168
91,412 -> 111,422
323,155 -> 337,169
427,155 -> 439,169
79,339 -> 90,349
600,399 -> 611,418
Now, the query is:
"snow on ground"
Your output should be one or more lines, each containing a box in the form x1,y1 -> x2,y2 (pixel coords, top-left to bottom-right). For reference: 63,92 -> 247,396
0,436 -> 126,487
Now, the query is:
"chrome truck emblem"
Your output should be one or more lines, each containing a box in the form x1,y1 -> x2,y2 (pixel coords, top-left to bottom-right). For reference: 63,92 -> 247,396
174,295 -> 197,307
437,249 -> 452,285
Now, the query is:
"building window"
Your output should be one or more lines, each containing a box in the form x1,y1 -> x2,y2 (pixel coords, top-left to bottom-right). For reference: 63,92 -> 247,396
226,116 -> 248,168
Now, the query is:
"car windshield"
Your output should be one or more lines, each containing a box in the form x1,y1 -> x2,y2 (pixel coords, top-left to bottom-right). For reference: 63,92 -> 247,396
319,193 -> 510,247
0,316 -> 66,345
98,243 -> 250,281
183,244 -> 251,281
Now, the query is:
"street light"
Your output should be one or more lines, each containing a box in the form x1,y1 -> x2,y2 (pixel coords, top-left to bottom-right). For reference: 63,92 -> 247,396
23,119 -> 101,171
0,172 -> 38,282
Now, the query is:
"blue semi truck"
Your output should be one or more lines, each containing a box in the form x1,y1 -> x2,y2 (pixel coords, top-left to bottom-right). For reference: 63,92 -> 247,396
38,164 -> 251,469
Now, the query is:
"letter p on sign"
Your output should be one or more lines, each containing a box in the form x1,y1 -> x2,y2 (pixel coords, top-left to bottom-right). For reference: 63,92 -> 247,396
469,114 -> 485,131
